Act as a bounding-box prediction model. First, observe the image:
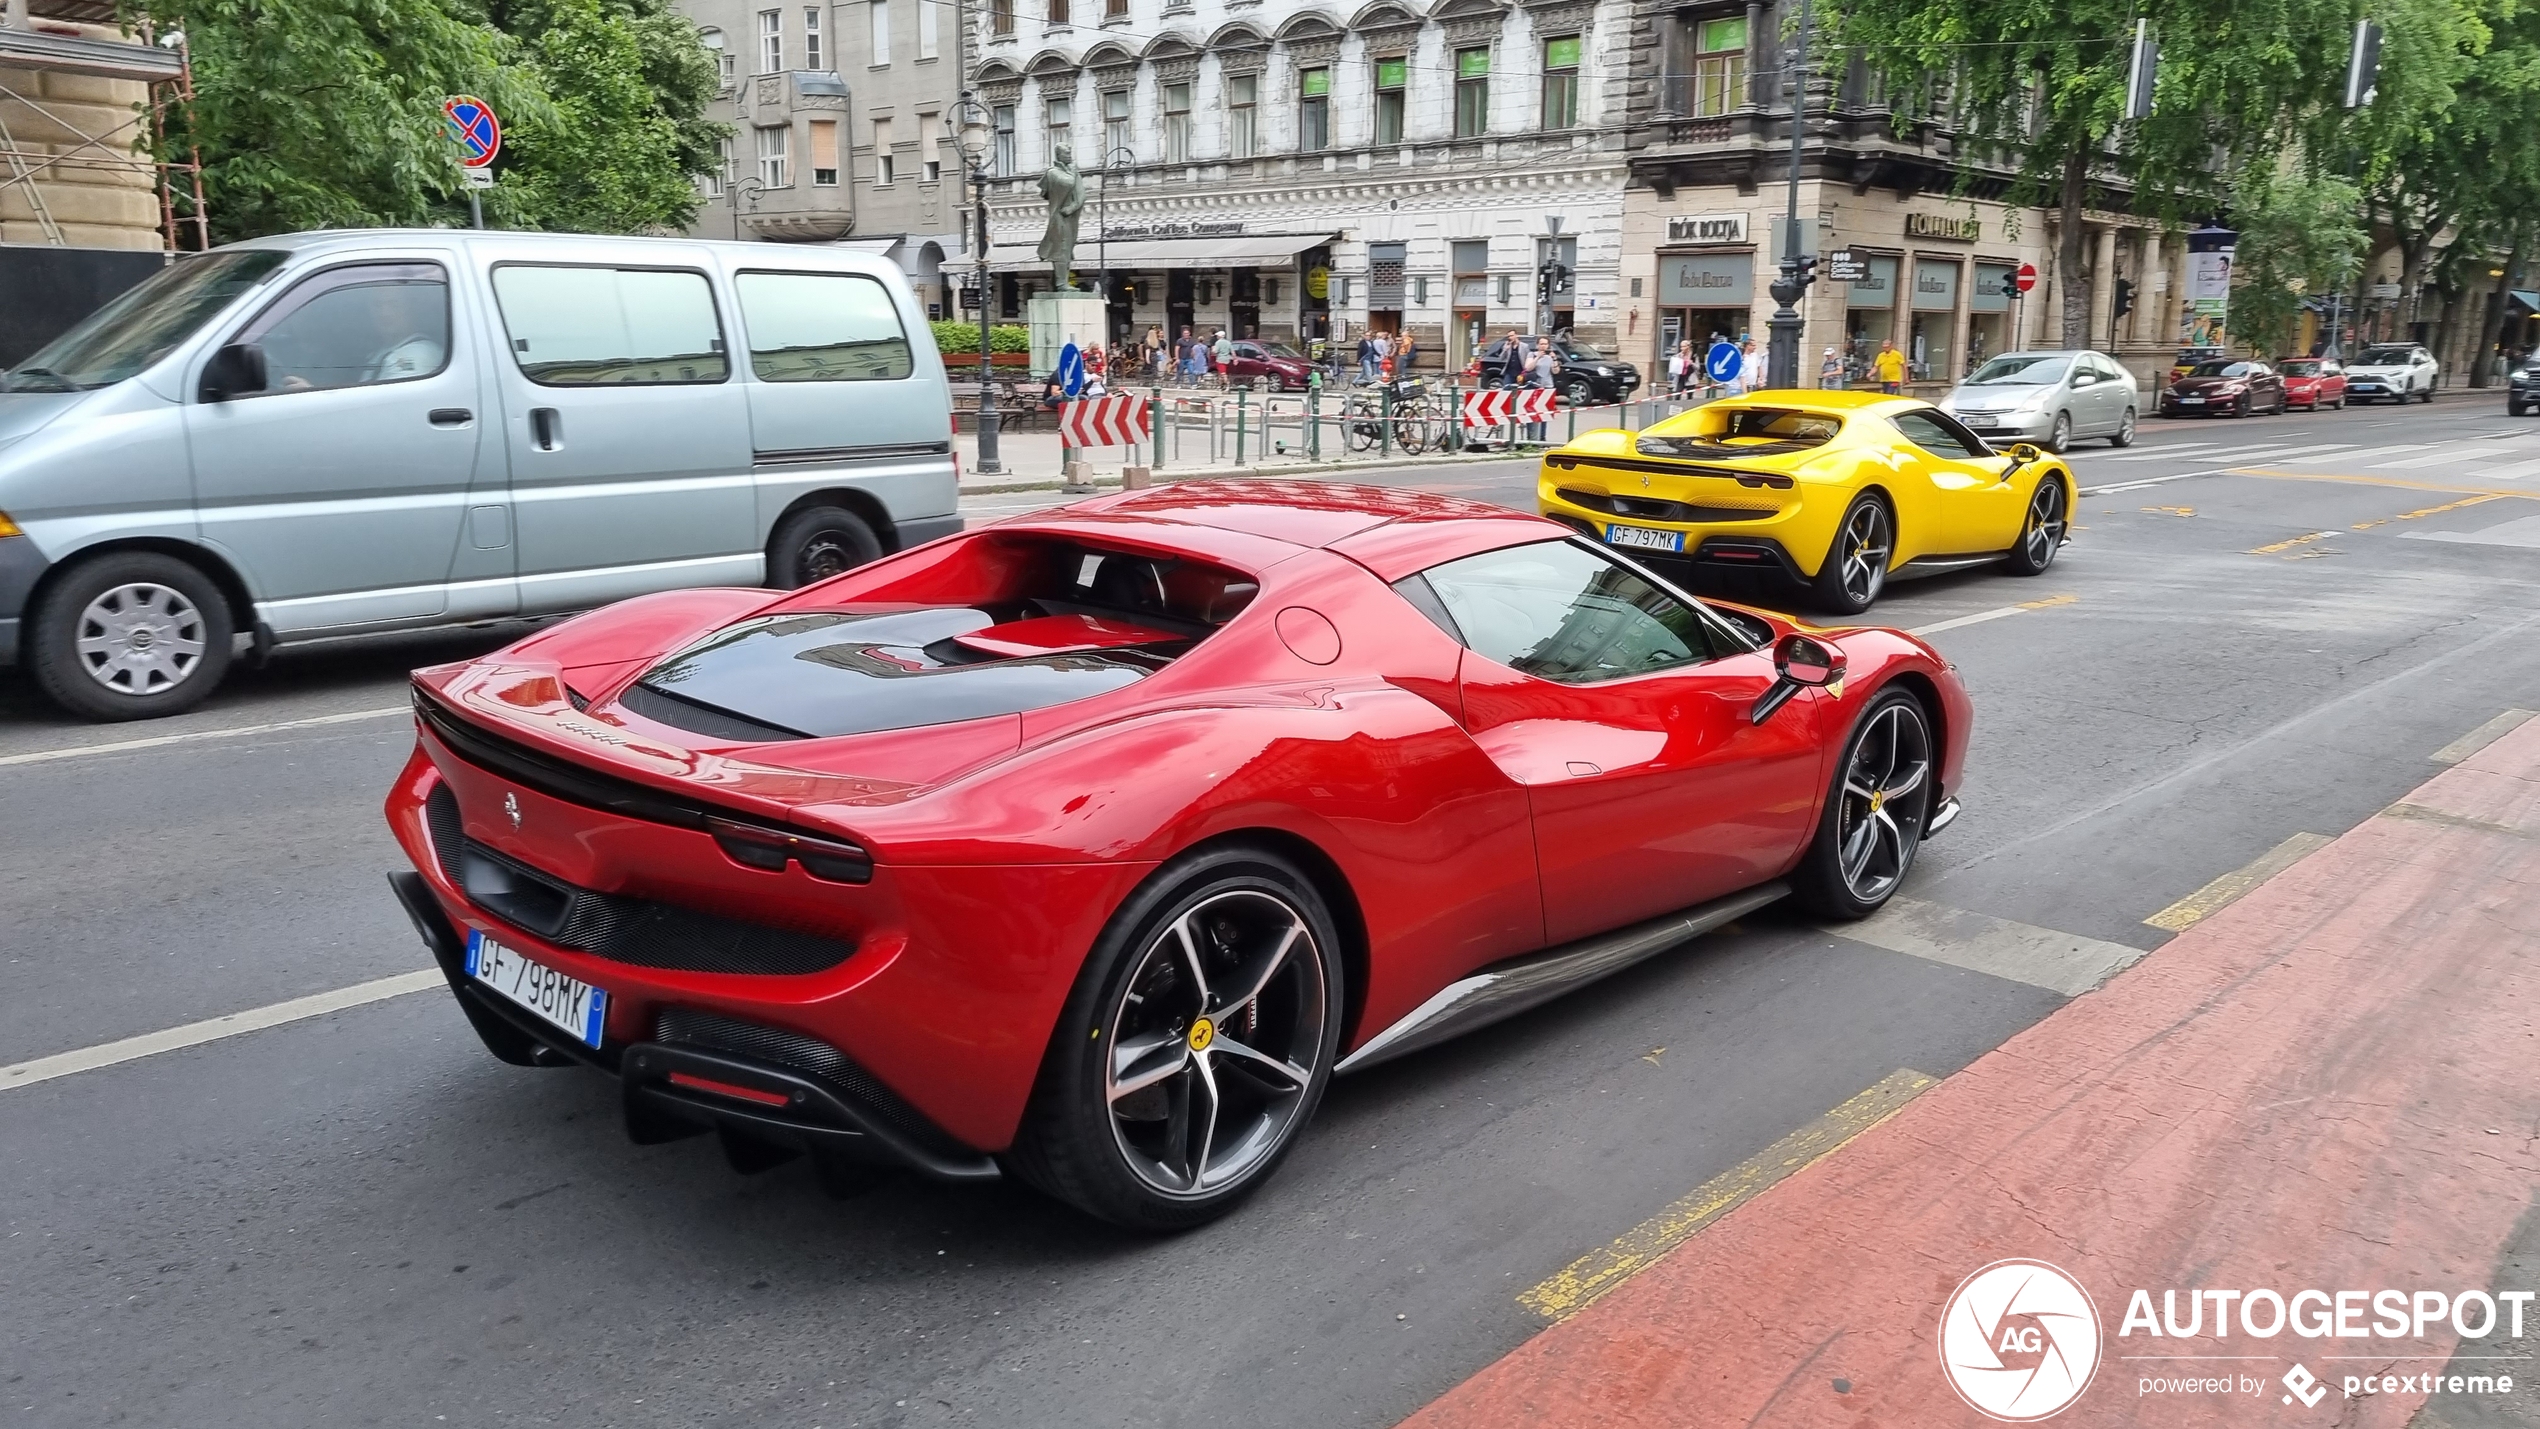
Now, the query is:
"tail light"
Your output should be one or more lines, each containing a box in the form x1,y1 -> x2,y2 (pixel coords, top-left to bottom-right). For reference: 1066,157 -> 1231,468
705,816 -> 874,884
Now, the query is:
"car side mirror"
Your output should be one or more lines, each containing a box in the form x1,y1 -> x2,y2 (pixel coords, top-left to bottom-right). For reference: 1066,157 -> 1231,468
1752,633 -> 1846,725
1997,441 -> 2042,479
199,341 -> 267,403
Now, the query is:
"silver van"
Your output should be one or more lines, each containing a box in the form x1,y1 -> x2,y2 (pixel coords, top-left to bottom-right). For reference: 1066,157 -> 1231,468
0,230 -> 960,720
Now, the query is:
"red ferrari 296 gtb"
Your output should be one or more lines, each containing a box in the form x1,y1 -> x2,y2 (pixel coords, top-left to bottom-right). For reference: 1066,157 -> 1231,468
384,483 -> 1971,1228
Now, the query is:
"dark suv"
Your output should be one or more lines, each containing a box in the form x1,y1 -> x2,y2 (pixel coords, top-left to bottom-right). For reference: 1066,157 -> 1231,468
2511,356 -> 2540,416
1463,334 -> 1643,406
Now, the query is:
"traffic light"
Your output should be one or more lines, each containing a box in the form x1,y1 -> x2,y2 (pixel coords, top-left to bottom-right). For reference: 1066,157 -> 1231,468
1795,253 -> 1819,289
2113,278 -> 2135,319
1538,262 -> 1574,296
2001,271 -> 2022,298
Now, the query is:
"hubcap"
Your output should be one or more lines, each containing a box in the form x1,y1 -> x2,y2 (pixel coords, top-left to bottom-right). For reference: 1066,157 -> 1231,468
1836,703 -> 1931,902
799,534 -> 858,583
1839,504 -> 1891,605
2023,482 -> 2066,567
1105,889 -> 1327,1198
73,582 -> 206,697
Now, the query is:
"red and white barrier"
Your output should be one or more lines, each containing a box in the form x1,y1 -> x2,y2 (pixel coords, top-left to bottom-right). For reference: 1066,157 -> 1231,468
1459,388 -> 1558,427
1058,393 -> 1153,449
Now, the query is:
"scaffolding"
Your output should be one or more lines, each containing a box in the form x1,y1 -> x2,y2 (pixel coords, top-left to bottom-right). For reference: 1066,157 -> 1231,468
0,0 -> 206,250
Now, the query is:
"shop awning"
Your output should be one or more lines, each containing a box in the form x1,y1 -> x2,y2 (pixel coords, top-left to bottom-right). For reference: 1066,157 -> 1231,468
984,232 -> 1332,273
2510,290 -> 2540,314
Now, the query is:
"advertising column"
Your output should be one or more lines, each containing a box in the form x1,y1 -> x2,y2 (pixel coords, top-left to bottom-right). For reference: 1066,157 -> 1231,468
2184,226 -> 2236,349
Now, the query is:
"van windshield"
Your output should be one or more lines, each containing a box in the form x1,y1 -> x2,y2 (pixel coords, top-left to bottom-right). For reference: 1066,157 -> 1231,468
2,250 -> 287,392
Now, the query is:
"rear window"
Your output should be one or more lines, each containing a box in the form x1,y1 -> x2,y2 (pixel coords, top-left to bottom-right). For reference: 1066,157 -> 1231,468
734,270 -> 913,381
1639,405 -> 1841,459
491,265 -> 729,385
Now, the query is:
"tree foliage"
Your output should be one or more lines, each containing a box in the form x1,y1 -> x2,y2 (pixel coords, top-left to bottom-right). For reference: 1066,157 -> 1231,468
154,0 -> 723,243
2224,169 -> 2368,357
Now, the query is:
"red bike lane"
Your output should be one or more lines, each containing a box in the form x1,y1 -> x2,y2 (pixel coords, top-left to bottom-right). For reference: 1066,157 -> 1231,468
1405,719 -> 2540,1428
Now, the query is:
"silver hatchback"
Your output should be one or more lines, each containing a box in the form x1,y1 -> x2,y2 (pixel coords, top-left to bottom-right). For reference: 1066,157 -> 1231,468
0,230 -> 960,720
1938,350 -> 2141,452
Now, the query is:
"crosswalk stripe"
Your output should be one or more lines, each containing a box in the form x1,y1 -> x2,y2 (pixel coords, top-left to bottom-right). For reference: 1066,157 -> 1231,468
2215,443 -> 2361,464
2372,445 -> 2513,469
2275,443 -> 2433,464
2105,444 -> 2233,463
2467,458 -> 2540,482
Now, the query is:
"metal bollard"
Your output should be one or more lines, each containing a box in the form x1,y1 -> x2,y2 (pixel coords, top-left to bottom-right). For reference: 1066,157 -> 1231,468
1235,387 -> 1248,467
1152,386 -> 1165,470
1380,384 -> 1393,460
1308,389 -> 1321,461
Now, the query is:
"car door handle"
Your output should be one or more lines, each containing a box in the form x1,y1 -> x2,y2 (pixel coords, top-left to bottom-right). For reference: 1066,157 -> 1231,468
428,407 -> 473,426
529,407 -> 561,451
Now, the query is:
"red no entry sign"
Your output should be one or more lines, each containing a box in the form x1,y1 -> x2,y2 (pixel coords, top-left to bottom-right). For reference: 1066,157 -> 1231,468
444,95 -> 501,168
2014,262 -> 2039,294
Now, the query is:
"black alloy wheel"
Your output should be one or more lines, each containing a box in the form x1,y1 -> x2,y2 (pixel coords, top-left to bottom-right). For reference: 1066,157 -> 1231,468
2003,476 -> 2066,576
1807,495 -> 1892,615
1009,845 -> 1343,1230
1791,690 -> 1935,919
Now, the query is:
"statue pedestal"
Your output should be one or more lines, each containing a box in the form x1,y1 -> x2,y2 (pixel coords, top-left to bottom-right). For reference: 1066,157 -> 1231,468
1029,292 -> 1110,377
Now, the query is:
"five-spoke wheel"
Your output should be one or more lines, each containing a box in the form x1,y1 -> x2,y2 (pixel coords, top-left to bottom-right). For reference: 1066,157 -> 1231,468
2005,476 -> 2067,576
1792,691 -> 1935,919
1808,495 -> 1893,615
1012,848 -> 1342,1229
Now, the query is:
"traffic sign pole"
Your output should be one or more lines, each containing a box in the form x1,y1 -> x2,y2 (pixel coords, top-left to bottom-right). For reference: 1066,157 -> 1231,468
444,95 -> 502,230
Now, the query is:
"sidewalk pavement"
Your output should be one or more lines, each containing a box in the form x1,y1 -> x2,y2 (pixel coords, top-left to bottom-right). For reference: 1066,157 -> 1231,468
1403,712 -> 2540,1428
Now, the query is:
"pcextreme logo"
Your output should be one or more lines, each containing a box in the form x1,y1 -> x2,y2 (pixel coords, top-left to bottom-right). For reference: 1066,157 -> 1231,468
1939,1259 -> 2104,1421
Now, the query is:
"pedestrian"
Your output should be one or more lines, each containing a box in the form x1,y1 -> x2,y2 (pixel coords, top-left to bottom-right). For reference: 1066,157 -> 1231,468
1373,330 -> 1394,382
1668,340 -> 1692,395
1737,337 -> 1761,393
1819,345 -> 1843,389
1873,338 -> 1906,394
1498,330 -> 1529,389
1213,328 -> 1234,390
1356,331 -> 1378,383
1396,330 -> 1417,375
1177,325 -> 1202,386
1522,338 -> 1559,442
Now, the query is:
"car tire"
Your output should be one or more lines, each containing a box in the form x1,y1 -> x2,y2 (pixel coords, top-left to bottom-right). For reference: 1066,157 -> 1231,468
2045,410 -> 2072,452
1561,377 -> 1595,408
2513,399 -> 2529,417
2234,395 -> 2250,418
28,550 -> 235,722
2001,475 -> 2067,577
1789,689 -> 1936,921
766,505 -> 885,589
1006,844 -> 1344,1231
2109,408 -> 2137,447
2421,384 -> 2436,404
2334,392 -> 2345,409
1806,494 -> 1892,616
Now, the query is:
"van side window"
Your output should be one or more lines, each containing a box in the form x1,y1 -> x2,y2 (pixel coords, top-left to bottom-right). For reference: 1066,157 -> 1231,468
733,271 -> 913,381
490,265 -> 729,385
236,262 -> 449,395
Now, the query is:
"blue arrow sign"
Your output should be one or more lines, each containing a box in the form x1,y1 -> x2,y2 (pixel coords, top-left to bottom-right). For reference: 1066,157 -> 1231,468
444,95 -> 501,167
1705,340 -> 1742,384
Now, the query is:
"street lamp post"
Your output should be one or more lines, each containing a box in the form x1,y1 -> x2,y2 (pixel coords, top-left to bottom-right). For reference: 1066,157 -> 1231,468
1764,0 -> 1816,389
728,177 -> 764,243
946,96 -> 1002,475
1096,144 -> 1138,347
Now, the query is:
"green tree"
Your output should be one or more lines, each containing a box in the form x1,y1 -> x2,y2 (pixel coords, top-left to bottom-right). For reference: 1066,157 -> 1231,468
2225,169 -> 2368,357
154,0 -> 721,242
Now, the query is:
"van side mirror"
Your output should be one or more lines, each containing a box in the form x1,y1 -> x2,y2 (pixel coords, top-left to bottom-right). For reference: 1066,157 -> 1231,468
199,342 -> 267,403
1752,633 -> 1846,725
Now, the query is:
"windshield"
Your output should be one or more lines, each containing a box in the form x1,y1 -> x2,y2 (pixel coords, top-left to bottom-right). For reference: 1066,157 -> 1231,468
1966,355 -> 2070,385
2279,361 -> 2321,375
2359,346 -> 2417,365
1257,341 -> 1305,360
1558,339 -> 1608,359
3,250 -> 287,392
2188,361 -> 2254,377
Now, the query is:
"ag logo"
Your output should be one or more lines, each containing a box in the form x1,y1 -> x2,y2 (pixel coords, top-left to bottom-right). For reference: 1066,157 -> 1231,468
1938,1259 -> 2102,1421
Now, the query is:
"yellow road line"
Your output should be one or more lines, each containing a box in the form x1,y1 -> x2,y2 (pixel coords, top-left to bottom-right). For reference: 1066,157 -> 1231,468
2392,493 -> 2504,521
1515,1068 -> 1934,1322
2018,593 -> 2079,610
2249,530 -> 2336,555
2433,710 -> 2537,766
2143,832 -> 2336,933
2232,469 -> 2540,501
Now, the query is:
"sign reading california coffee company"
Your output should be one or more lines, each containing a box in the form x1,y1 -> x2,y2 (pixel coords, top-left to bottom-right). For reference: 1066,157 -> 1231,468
1665,213 -> 1749,245
1100,221 -> 1247,240
1904,212 -> 1981,242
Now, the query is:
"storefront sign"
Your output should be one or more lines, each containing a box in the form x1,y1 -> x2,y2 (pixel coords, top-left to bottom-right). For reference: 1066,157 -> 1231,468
1100,221 -> 1246,239
1911,259 -> 1959,311
1969,265 -> 2014,313
1905,212 -> 1980,242
1658,250 -> 1753,305
1665,213 -> 1748,245
1824,249 -> 1869,282
1845,254 -> 1898,309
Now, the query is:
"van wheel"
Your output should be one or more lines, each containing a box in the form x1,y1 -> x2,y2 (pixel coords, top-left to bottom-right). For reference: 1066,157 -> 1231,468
767,506 -> 884,588
29,552 -> 235,722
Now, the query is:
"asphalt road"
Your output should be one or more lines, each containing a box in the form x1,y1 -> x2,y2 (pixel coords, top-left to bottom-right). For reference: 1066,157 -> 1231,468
6,393 -> 2539,1427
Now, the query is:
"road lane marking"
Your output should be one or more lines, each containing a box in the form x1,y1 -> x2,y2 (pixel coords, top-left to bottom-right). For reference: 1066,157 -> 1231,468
2372,445 -> 2513,469
1516,1069 -> 1934,1321
2142,504 -> 2196,516
2143,833 -> 2335,933
2432,710 -> 2536,765
2080,467 -> 2238,495
2249,530 -> 2337,555
2234,468 -> 2540,500
2468,458 -> 2540,481
1826,897 -> 2149,995
2392,493 -> 2506,521
0,970 -> 444,1093
0,705 -> 409,767
2275,443 -> 2434,463
1905,593 -> 2074,638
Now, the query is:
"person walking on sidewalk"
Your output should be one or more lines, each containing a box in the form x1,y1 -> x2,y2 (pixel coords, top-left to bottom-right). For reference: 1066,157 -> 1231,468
1356,331 -> 1378,383
1820,346 -> 1844,389
1396,330 -> 1417,376
1213,329 -> 1235,390
1668,340 -> 1691,395
1523,337 -> 1559,443
1873,338 -> 1906,394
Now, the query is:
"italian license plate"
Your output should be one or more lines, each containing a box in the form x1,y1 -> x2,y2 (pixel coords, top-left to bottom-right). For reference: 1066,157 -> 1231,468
1604,523 -> 1684,553
466,928 -> 606,1048
2178,396 -> 2204,405
1961,417 -> 1996,429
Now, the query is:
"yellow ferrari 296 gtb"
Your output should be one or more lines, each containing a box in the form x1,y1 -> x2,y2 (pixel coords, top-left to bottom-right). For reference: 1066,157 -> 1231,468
1536,391 -> 2078,614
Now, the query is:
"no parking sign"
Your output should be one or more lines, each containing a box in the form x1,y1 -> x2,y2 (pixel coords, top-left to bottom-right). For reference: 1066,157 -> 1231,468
444,95 -> 501,168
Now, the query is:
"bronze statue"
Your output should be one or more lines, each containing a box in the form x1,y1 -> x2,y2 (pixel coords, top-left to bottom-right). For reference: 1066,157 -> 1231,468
1037,143 -> 1085,293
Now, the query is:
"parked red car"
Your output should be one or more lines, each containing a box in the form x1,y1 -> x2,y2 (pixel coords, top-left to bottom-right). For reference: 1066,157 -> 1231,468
1221,338 -> 1317,390
385,485 -> 1970,1227
2277,357 -> 2348,410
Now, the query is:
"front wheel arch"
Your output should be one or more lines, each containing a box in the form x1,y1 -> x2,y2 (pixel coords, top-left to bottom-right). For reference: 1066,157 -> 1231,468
20,536 -> 257,664
768,486 -> 902,557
